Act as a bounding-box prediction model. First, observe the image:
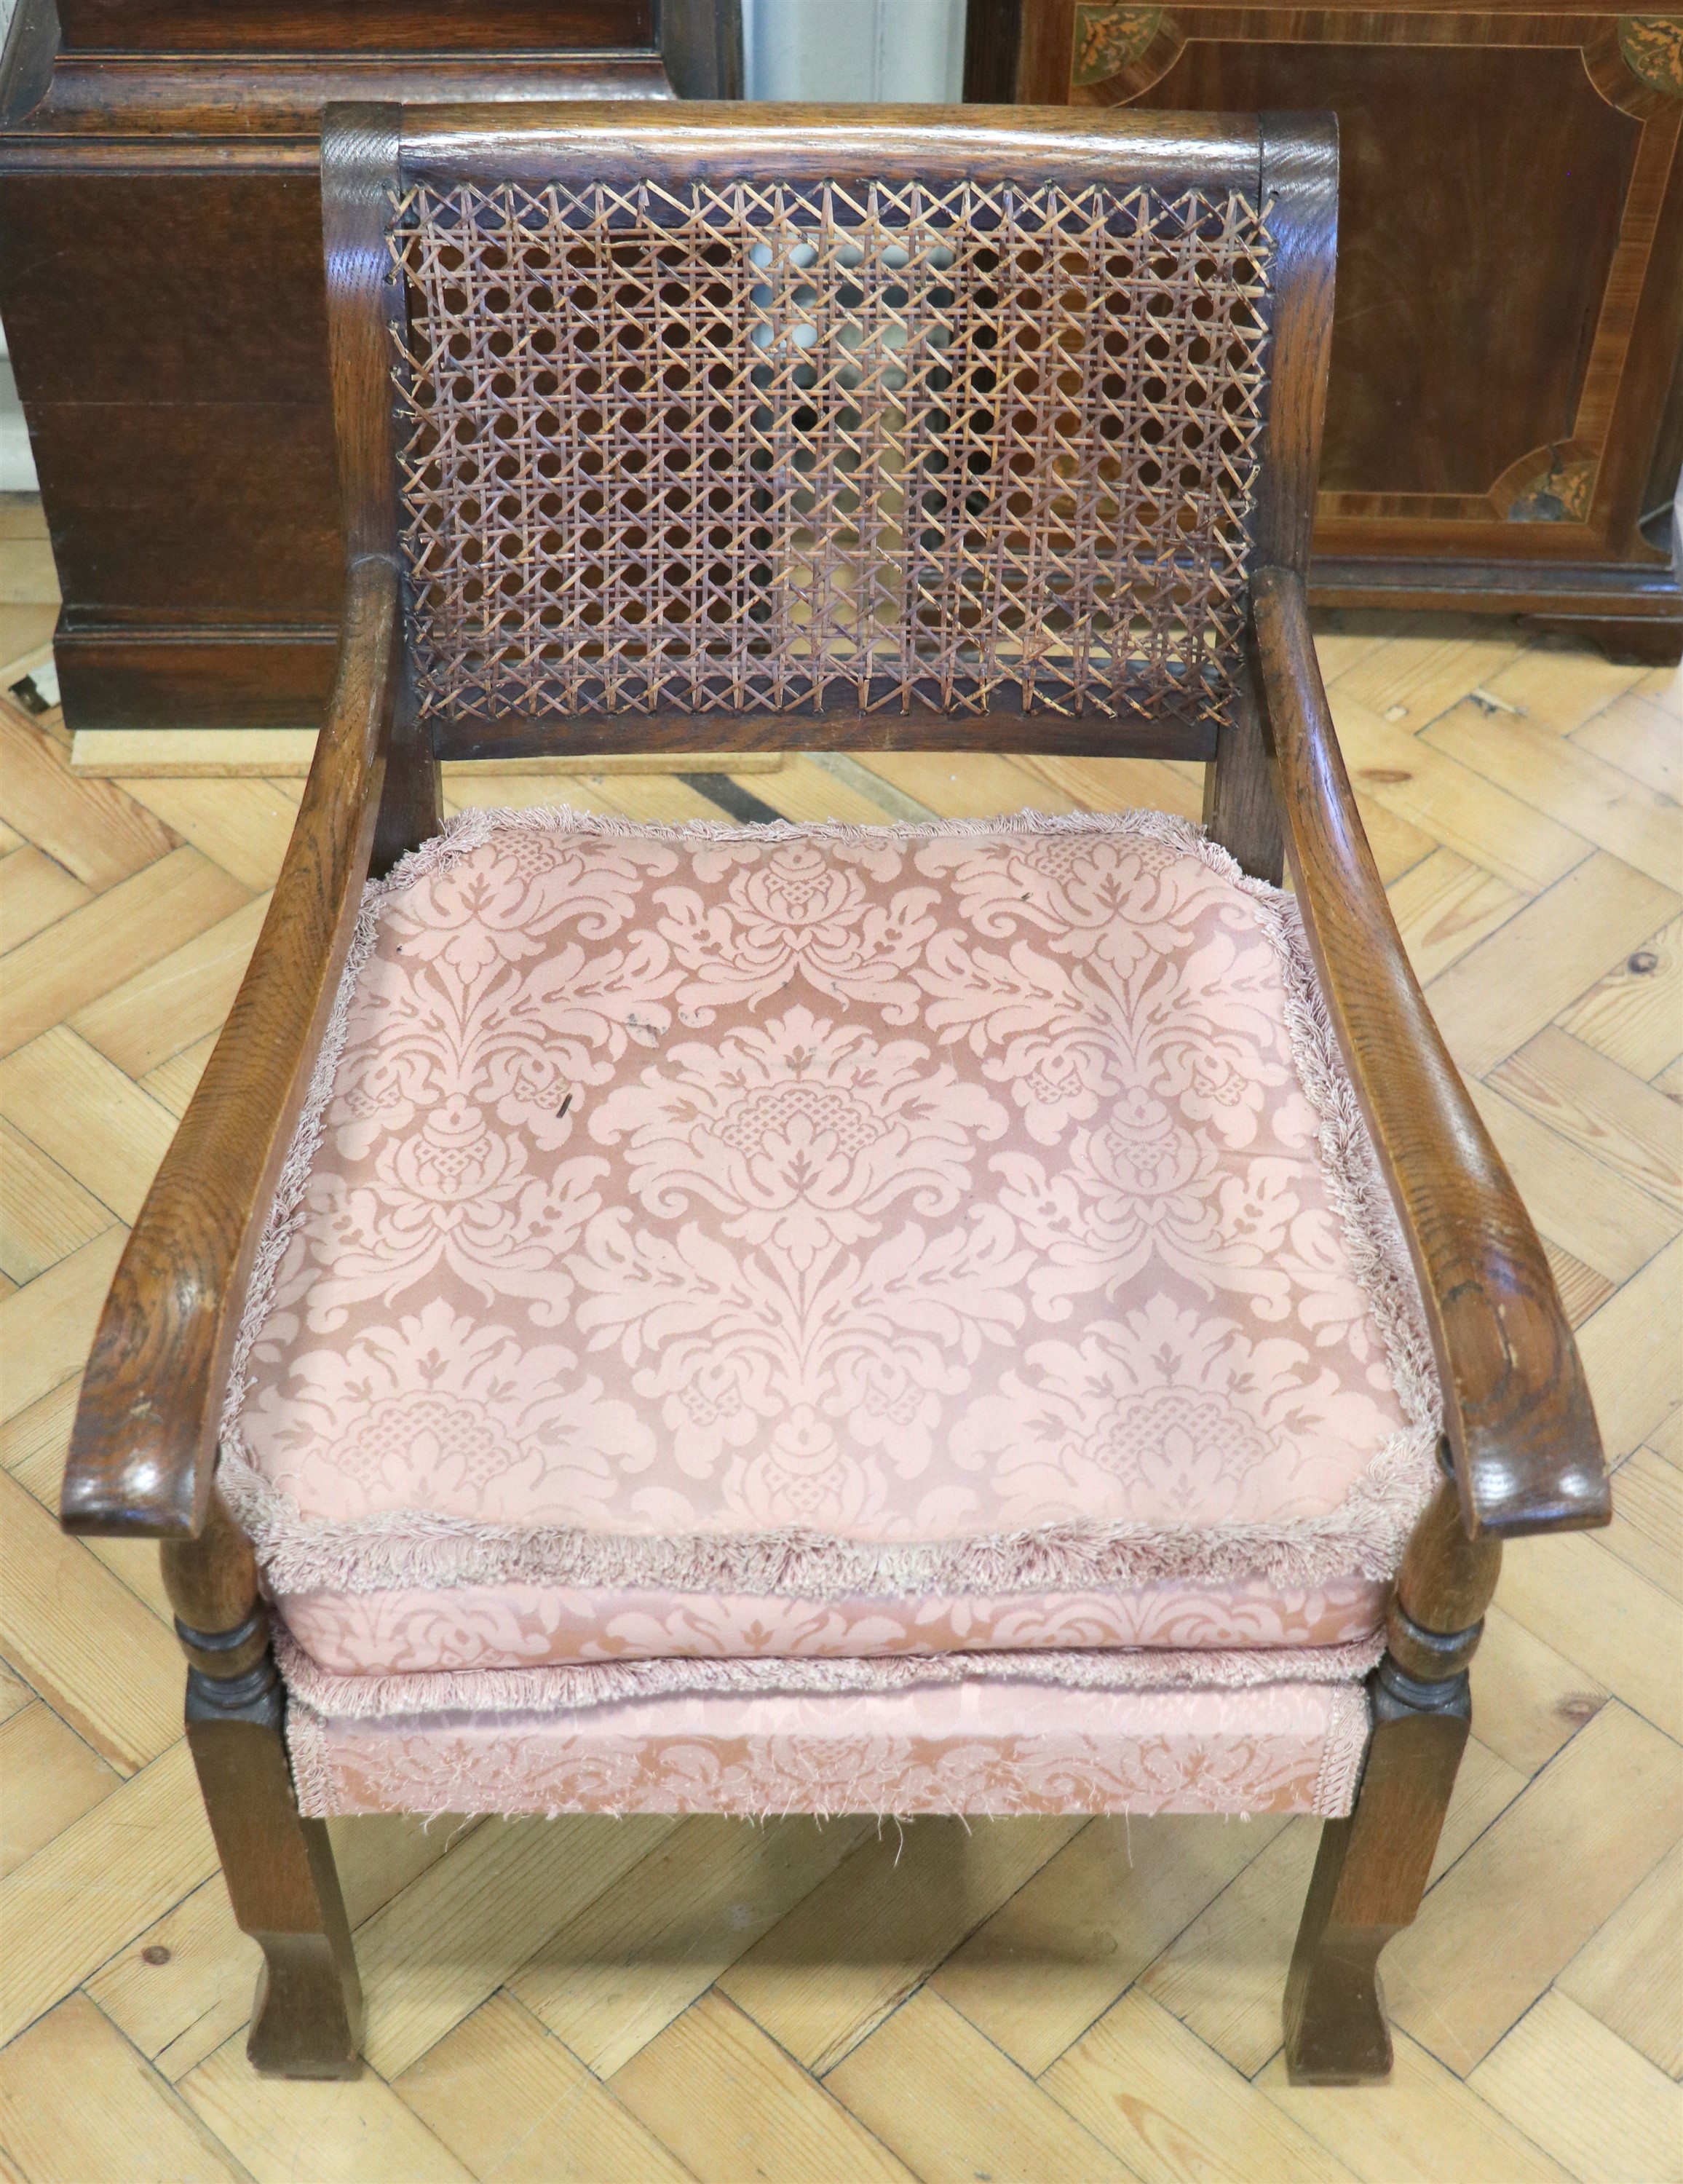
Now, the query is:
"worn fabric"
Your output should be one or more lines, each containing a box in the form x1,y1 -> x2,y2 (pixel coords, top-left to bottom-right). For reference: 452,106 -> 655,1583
221,806 -> 1433,1781
280,1571 -> 1390,1677
288,1674 -> 1374,1821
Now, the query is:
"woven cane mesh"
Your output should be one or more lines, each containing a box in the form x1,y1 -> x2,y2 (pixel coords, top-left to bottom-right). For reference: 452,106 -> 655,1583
389,176 -> 1275,726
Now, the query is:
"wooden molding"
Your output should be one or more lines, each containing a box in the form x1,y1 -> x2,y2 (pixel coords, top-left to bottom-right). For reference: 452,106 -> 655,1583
68,727 -> 787,778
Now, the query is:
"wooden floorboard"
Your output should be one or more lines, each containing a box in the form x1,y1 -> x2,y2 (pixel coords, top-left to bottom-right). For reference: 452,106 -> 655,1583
1,538 -> 1678,2181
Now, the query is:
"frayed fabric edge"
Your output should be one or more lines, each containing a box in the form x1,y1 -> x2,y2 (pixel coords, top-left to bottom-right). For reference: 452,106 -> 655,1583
229,1463 -> 1434,1601
272,1618 -> 1385,1720
1311,1679 -> 1374,1817
220,802 -> 1441,1605
285,1697 -> 334,1819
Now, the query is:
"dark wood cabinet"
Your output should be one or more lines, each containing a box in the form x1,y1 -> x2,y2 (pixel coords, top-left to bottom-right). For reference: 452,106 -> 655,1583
0,0 -> 740,732
970,0 -> 1683,660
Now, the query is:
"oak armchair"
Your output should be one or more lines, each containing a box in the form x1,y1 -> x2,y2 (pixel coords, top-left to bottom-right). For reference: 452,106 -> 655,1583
62,100 -> 1609,2089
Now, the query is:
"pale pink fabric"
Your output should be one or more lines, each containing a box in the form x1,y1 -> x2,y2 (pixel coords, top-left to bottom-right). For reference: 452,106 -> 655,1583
287,1676 -> 1371,1819
223,809 -> 1438,1693
280,1573 -> 1388,1674
271,1622 -> 1385,1721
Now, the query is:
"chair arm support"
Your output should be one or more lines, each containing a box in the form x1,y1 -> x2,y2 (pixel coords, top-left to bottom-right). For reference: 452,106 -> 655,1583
1251,566 -> 1610,1540
60,559 -> 400,1541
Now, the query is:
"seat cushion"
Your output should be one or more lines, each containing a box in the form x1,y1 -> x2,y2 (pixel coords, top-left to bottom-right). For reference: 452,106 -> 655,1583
223,807 -> 1438,1696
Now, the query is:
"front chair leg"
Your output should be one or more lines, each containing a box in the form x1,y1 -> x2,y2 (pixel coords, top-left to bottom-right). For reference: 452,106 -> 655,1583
1284,1470 -> 1500,2084
165,1492 -> 363,2078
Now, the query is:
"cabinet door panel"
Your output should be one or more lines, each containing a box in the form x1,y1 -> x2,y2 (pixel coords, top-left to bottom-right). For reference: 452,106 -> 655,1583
1136,41 -> 1642,499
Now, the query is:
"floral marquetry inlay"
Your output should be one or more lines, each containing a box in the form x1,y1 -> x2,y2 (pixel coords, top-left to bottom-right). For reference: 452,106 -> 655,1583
1619,16 -> 1683,95
1508,457 -> 1598,523
1072,4 -> 1165,87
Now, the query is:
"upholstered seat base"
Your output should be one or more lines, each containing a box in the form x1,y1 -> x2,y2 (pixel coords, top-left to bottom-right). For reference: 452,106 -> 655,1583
286,1671 -> 1372,1821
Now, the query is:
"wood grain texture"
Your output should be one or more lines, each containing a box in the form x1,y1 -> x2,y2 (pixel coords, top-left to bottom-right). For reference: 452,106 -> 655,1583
1470,1987 -> 1683,2184
1283,1691 -> 1470,2083
0,847 -> 248,1061
1557,1837 -> 1683,2078
55,0 -> 656,57
0,1225 -> 128,1423
320,104 -> 441,871
930,1810 -> 1288,2073
183,1715 -> 364,2079
393,1992 -> 695,2184
1251,111 -> 1338,576
0,1113 -> 112,1283
60,561 -> 395,1539
398,99 -> 1267,193
826,1985 -> 1138,2183
509,1813 -> 875,2078
1008,12 -> 1683,653
0,843 -> 91,952
0,1994 -> 247,2184
0,1738 -> 219,2046
0,1470 -> 180,1772
178,2031 -> 473,2184
1204,655 -> 1286,882
1382,1700 -> 1683,2072
716,1816 -> 1085,2075
117,780 -> 301,893
1259,2030 -> 1578,2184
87,1873 -> 265,2083
0,709 -> 178,889
356,1810 -> 674,2078
1044,1986 -> 1360,2184
610,1990 -> 919,2184
4,613 -> 1679,2172
0,1701 -> 119,1876
25,105 -> 1676,2126
1256,565 -> 1609,1538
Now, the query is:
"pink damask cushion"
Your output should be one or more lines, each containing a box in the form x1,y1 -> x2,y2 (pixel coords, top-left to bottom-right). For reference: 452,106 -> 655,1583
222,808 -> 1438,1694
278,1572 -> 1388,1676
286,1676 -> 1373,1821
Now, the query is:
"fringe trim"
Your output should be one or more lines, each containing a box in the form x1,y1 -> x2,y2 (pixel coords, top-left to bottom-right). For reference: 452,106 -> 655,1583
1311,1680 -> 1374,1816
220,804 -> 1440,1604
272,1619 -> 1385,1721
285,1695 -> 333,1819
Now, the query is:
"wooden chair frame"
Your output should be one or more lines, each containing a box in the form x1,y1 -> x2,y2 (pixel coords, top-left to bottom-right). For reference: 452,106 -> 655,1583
60,100 -> 1611,2087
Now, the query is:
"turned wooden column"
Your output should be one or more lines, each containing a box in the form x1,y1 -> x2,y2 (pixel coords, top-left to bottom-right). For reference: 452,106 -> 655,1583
1283,1456 -> 1503,2083
162,1488 -> 363,2078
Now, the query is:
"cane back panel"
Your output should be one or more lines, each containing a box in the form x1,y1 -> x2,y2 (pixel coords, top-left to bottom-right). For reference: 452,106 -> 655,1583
387,173 -> 1276,729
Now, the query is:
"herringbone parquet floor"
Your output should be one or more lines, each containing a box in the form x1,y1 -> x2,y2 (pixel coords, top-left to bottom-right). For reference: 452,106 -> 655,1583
0,487 -> 1679,2183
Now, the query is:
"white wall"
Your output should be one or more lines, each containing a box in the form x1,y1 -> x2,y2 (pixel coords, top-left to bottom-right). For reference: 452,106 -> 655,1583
0,0 -> 37,489
742,0 -> 965,103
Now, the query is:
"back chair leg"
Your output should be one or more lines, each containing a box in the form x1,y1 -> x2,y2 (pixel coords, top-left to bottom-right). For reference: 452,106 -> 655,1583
164,1492 -> 363,2079
1284,1465 -> 1501,2082
1204,655 -> 1285,885
371,673 -> 442,879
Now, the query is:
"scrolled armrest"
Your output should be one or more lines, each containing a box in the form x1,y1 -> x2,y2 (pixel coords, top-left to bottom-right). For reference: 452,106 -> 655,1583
60,559 -> 400,1540
1251,565 -> 1609,1539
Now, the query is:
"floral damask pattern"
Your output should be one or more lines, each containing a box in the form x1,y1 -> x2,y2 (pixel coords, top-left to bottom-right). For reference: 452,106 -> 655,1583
228,808 -> 1438,1678
288,1678 -> 1369,1819
281,1572 -> 1388,1675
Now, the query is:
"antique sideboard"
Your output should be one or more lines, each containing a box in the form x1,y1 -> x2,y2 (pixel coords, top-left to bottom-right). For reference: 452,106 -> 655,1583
0,0 -> 739,731
968,0 -> 1683,660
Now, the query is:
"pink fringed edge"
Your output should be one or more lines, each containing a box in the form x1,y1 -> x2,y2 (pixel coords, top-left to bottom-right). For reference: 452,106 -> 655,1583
218,805 -> 1441,1603
1312,1681 -> 1373,1816
283,1676 -> 1372,1821
271,1618 -> 1385,1719
287,1701 -> 335,1821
